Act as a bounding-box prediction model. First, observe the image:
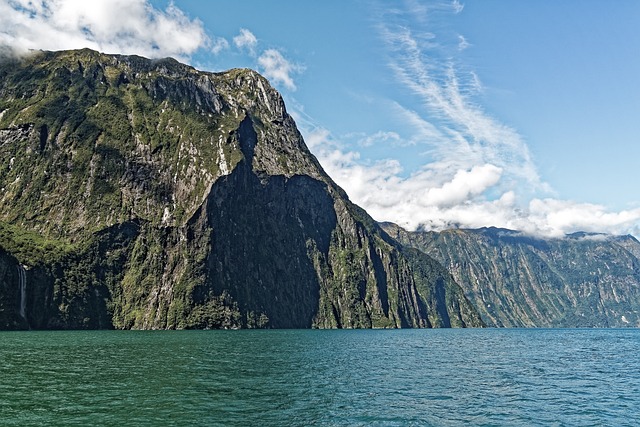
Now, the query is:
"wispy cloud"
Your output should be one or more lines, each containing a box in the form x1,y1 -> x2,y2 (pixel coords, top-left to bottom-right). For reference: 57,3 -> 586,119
0,0 -> 210,60
452,0 -> 464,14
457,34 -> 470,51
356,131 -> 402,147
295,1 -> 640,238
384,25 -> 542,186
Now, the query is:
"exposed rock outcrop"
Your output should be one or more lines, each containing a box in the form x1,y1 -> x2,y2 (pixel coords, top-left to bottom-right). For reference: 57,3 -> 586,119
0,49 -> 482,329
383,223 -> 640,327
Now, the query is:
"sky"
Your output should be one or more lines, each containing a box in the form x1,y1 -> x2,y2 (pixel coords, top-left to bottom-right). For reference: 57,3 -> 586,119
2,0 -> 640,237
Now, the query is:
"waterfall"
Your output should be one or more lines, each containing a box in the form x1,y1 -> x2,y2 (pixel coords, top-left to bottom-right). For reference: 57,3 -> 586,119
17,265 -> 27,321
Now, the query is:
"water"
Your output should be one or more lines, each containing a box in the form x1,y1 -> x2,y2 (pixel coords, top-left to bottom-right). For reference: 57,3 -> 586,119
1,329 -> 639,426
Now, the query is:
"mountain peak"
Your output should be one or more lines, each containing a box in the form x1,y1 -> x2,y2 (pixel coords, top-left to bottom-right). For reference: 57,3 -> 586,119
0,48 -> 324,234
0,49 -> 482,330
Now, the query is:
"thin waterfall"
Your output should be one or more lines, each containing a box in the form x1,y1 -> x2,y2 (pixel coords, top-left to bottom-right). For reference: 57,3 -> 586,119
17,264 -> 27,321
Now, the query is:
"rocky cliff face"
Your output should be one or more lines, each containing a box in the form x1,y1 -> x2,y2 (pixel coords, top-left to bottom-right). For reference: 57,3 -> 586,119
0,49 -> 483,329
383,223 -> 640,327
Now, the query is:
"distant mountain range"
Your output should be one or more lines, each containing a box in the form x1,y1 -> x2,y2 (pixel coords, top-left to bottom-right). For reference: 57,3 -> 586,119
1,48 -> 638,330
382,223 -> 640,327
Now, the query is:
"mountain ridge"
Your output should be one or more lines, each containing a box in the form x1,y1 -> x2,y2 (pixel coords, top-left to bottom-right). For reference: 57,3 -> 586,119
382,222 -> 640,327
0,48 -> 483,330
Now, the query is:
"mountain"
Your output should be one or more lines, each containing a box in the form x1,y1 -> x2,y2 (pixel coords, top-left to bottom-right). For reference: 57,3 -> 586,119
0,48 -> 483,330
382,223 -> 640,327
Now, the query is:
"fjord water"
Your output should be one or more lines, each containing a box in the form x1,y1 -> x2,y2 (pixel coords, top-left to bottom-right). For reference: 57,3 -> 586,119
1,329 -> 639,426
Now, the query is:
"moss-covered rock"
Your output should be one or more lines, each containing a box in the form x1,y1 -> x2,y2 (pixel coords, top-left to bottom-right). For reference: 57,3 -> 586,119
0,49 -> 483,329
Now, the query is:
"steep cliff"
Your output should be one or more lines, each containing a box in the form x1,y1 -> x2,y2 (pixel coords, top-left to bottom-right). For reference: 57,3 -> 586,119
383,223 -> 640,327
0,49 -> 483,329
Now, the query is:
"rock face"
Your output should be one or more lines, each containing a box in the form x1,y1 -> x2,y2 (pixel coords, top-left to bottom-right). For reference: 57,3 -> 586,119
0,49 -> 483,329
383,223 -> 640,327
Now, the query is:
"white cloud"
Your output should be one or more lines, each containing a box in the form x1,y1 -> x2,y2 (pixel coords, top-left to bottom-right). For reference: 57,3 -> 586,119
424,164 -> 502,207
293,2 -> 640,238
233,28 -> 257,55
300,125 -> 640,237
385,26 -> 543,191
0,0 -> 210,60
298,118 -> 640,237
457,34 -> 470,50
229,28 -> 302,91
299,124 -> 506,229
257,48 -> 301,91
525,199 -> 640,238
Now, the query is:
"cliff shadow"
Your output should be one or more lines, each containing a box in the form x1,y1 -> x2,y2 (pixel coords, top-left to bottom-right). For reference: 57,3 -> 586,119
204,116 -> 337,328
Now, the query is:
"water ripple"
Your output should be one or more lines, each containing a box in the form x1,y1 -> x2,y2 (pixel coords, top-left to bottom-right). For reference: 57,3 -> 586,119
1,329 -> 639,426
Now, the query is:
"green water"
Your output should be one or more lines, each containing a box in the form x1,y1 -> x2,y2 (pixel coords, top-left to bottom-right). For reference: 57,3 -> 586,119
1,329 -> 640,426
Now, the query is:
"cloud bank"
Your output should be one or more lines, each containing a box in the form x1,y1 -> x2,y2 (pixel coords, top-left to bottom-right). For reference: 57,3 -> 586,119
302,123 -> 640,238
0,1 -> 302,92
0,0 -> 209,60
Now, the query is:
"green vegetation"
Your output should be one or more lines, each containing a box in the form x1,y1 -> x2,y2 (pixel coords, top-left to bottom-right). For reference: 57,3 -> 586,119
0,221 -> 75,267
0,48 -> 484,330
384,224 -> 640,328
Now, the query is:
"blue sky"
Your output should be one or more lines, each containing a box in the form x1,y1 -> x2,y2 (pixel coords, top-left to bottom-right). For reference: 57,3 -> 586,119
2,0 -> 640,237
